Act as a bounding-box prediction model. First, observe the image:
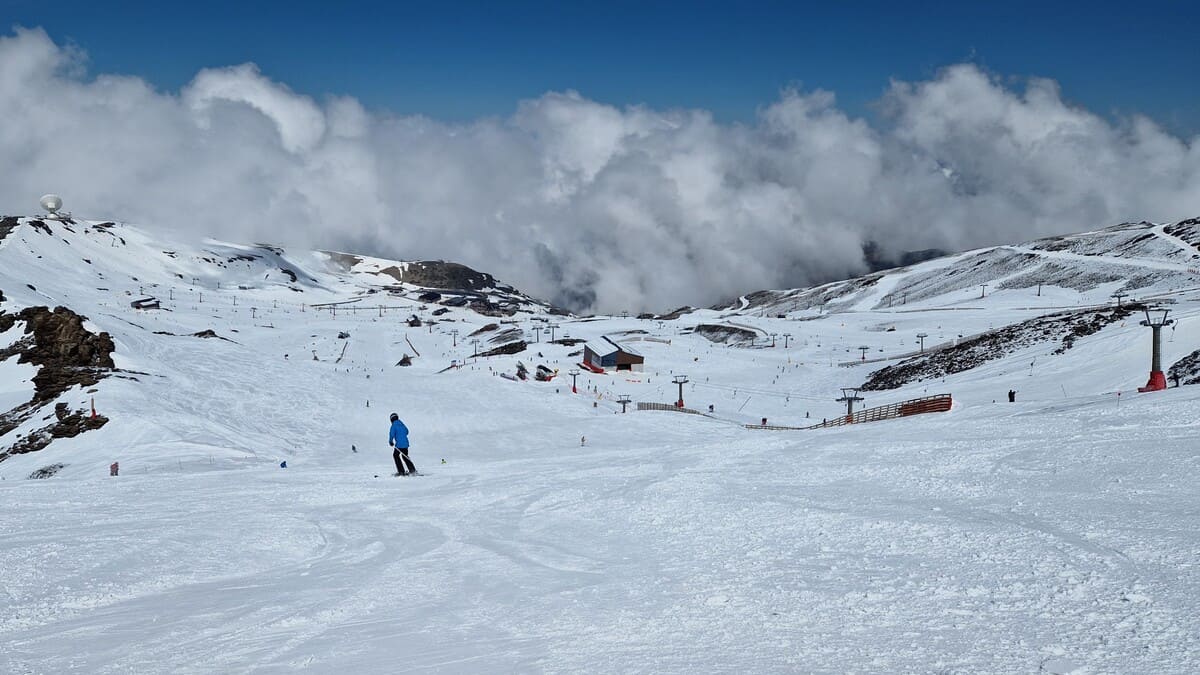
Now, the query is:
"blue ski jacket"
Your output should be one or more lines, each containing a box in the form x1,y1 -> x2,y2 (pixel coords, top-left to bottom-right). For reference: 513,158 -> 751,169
389,418 -> 410,448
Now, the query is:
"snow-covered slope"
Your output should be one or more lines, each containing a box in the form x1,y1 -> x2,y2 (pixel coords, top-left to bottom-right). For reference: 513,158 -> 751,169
0,215 -> 559,471
2,213 -> 1199,672
725,218 -> 1200,315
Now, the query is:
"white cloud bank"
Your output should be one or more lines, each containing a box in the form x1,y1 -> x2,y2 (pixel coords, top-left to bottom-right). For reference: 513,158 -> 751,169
2,27 -> 1198,312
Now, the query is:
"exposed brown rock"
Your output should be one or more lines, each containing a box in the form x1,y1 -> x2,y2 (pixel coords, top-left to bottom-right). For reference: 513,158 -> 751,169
691,324 -> 757,344
324,251 -> 364,271
657,306 -> 695,320
9,306 -> 116,402
478,340 -> 528,357
0,306 -> 116,462
28,463 -> 66,479
489,328 -> 523,344
0,215 -> 19,240
1168,349 -> 1200,386
401,261 -> 496,291
3,405 -> 109,460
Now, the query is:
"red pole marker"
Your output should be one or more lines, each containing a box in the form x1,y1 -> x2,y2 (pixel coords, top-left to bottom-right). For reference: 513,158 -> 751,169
91,398 -> 97,420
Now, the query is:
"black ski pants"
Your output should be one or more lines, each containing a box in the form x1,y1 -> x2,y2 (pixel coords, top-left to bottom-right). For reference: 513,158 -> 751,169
393,447 -> 416,475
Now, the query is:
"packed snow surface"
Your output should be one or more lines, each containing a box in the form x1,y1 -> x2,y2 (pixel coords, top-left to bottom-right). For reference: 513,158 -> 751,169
1,217 -> 1199,672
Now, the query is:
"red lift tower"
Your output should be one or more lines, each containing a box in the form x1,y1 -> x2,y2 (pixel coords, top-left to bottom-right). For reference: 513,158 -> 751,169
673,375 -> 689,408
1137,307 -> 1173,392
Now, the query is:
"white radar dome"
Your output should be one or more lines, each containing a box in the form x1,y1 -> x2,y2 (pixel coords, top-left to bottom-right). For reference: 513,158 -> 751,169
40,194 -> 63,214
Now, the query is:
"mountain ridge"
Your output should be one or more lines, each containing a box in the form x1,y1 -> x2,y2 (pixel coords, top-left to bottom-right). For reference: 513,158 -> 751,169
718,218 -> 1200,316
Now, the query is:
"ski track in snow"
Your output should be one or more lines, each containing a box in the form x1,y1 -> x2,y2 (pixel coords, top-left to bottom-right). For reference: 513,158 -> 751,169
3,395 -> 1198,673
0,217 -> 1198,672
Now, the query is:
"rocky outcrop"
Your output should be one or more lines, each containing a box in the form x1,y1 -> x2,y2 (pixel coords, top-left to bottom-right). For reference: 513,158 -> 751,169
1,306 -> 116,462
28,463 -> 66,479
3,404 -> 109,460
657,306 -> 695,320
1,215 -> 21,243
1,306 -> 116,402
402,261 -> 497,291
489,328 -> 523,344
151,328 -> 235,342
1168,349 -> 1200,386
325,251 -> 363,271
691,324 -> 758,345
861,304 -> 1143,391
479,340 -> 528,357
328,251 -> 566,315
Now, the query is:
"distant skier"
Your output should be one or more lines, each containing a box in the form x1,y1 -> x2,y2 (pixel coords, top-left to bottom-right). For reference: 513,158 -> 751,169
388,412 -> 417,476
1008,389 -> 1016,403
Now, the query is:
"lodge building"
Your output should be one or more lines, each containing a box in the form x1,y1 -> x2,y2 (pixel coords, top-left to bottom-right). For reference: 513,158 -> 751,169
582,336 -> 645,372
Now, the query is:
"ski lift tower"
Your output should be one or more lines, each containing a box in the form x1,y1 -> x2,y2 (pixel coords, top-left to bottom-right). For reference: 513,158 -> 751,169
568,368 -> 580,394
673,375 -> 689,408
916,333 -> 929,353
836,387 -> 864,422
618,394 -> 632,413
858,346 -> 870,361
1137,307 -> 1173,392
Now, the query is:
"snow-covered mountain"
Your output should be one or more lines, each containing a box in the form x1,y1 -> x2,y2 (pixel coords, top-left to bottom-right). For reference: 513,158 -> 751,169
0,214 -> 561,468
722,218 -> 1200,314
2,213 -> 1199,672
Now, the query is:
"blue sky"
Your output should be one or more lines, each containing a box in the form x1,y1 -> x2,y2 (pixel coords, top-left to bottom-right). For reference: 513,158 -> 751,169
4,0 -> 1198,133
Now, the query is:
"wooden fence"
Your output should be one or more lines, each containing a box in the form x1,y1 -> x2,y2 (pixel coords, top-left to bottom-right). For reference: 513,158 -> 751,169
637,402 -> 705,415
744,393 -> 953,430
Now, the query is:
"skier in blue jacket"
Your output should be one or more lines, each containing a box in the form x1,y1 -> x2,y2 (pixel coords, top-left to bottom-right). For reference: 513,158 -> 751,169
389,412 -> 417,476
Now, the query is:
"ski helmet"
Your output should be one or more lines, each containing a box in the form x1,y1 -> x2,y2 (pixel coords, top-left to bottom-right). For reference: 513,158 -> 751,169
390,412 -> 399,422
